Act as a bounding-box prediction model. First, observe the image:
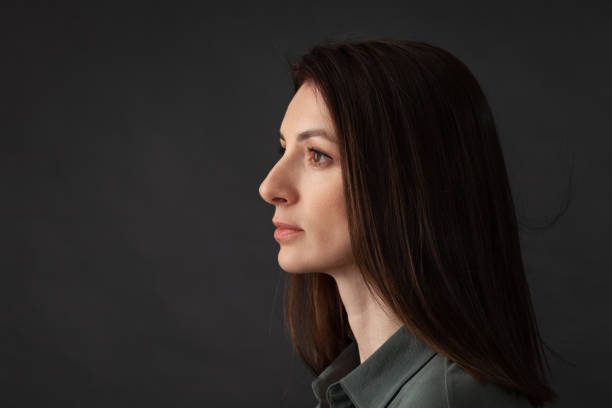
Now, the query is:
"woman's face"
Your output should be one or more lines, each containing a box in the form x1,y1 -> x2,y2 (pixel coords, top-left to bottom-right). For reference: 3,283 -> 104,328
259,81 -> 353,275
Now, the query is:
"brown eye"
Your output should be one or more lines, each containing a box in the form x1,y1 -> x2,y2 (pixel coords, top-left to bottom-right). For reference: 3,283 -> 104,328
308,147 -> 331,167
277,145 -> 331,168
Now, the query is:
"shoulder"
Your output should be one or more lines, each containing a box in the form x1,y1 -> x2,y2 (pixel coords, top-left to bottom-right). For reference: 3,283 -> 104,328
388,353 -> 535,408
387,353 -> 447,408
444,357 -> 534,408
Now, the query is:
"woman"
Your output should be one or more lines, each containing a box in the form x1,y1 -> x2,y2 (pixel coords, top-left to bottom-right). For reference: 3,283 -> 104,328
259,38 -> 557,407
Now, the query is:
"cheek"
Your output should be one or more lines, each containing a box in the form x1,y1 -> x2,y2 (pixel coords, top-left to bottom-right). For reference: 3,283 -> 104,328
313,196 -> 353,267
309,178 -> 350,247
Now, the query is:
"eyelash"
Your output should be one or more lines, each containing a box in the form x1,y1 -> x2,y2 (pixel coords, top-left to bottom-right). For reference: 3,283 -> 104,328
278,145 -> 332,167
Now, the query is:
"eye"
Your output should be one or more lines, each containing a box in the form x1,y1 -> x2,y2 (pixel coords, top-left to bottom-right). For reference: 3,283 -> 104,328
307,147 -> 332,167
277,145 -> 332,168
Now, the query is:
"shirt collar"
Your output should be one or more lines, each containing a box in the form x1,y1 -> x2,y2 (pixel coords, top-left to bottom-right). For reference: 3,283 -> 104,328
311,325 -> 438,408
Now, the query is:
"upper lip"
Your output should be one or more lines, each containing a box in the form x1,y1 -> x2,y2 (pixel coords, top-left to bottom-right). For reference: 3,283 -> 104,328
273,220 -> 303,230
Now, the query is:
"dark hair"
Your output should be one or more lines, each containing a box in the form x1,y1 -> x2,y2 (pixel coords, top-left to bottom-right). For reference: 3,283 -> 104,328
281,38 -> 560,406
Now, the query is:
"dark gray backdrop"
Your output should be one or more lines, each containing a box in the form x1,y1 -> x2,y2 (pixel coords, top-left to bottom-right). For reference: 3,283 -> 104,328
3,0 -> 610,407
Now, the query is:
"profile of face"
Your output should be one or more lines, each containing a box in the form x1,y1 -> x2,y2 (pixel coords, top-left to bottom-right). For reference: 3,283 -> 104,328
259,81 -> 354,276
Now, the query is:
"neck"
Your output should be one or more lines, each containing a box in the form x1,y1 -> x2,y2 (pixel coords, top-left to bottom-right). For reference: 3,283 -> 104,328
331,267 -> 403,363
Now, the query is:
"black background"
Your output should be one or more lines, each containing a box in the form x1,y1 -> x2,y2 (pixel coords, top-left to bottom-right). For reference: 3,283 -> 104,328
3,0 -> 611,407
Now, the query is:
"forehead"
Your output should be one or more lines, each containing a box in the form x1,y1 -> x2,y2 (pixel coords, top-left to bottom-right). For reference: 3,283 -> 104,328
280,81 -> 334,136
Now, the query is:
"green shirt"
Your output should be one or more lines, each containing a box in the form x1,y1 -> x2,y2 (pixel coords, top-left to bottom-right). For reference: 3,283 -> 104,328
311,325 -> 534,408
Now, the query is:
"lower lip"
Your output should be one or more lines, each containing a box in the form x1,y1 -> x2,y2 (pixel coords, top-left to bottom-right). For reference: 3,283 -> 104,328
274,228 -> 303,240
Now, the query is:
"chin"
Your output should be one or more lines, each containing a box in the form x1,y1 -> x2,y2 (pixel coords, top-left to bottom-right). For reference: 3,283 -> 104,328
278,258 -> 322,275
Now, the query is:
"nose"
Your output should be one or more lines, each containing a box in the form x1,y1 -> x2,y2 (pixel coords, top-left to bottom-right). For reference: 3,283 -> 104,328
259,147 -> 303,206
259,170 -> 279,205
259,163 -> 295,206
258,178 -> 269,203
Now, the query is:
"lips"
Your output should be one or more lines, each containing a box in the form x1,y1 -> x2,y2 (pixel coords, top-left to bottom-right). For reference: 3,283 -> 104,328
274,228 -> 303,240
272,220 -> 303,230
272,219 -> 303,241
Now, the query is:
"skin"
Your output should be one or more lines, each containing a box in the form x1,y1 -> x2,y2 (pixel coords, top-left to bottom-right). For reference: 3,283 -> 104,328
258,80 -> 403,363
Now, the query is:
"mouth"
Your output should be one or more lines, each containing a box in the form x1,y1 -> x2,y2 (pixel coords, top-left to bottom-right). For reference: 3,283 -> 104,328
272,220 -> 303,230
274,227 -> 303,240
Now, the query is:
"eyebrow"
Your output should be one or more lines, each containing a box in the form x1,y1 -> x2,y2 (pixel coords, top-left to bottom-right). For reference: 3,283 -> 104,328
279,129 -> 338,144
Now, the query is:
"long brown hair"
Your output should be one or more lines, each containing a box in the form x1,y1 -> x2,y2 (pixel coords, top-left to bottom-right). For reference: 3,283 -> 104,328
281,38 -> 559,406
